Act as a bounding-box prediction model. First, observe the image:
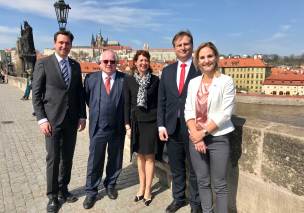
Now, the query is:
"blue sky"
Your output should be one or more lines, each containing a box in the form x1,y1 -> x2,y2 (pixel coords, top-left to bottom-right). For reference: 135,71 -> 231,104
0,0 -> 303,56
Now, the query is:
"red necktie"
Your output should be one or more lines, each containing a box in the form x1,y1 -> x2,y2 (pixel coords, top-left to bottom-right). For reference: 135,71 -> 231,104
105,76 -> 111,95
178,63 -> 187,95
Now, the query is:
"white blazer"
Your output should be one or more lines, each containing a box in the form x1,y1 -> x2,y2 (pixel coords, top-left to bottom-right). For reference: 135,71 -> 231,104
184,73 -> 235,136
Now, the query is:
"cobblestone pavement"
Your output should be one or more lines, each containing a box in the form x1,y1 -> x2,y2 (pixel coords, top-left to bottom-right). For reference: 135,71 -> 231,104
0,84 -> 190,213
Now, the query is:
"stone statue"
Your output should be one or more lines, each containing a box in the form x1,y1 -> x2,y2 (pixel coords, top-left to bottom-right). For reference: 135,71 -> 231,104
18,21 -> 36,77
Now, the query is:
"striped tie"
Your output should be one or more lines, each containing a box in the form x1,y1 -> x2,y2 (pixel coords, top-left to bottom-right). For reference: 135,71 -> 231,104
61,59 -> 69,86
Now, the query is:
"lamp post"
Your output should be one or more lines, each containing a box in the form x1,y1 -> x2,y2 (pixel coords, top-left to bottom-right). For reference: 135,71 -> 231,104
53,0 -> 71,31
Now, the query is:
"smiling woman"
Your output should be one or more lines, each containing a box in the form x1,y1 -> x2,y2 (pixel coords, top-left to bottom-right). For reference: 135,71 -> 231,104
185,42 -> 236,213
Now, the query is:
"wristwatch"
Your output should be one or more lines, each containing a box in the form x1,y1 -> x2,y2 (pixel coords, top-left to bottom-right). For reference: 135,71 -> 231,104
203,129 -> 209,136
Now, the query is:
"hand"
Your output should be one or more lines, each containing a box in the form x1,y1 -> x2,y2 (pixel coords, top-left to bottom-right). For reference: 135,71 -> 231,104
39,122 -> 52,137
159,129 -> 168,142
78,119 -> 86,132
126,128 -> 131,138
189,128 -> 204,144
195,141 -> 207,154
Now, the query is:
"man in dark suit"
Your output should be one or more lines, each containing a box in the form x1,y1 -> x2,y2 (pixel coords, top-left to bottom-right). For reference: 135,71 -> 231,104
82,50 -> 125,209
157,31 -> 201,213
32,30 -> 86,213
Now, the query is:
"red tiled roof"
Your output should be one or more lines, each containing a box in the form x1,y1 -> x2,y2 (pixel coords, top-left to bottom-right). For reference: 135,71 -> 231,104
80,61 -> 100,73
219,58 -> 267,68
263,72 -> 304,86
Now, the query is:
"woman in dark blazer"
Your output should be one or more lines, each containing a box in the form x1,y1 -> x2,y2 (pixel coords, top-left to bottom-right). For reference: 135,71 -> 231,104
124,50 -> 159,206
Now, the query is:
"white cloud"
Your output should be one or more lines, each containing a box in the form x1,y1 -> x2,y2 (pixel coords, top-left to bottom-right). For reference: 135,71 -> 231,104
0,34 -> 18,49
0,26 -> 19,34
280,25 -> 291,31
271,32 -> 286,39
103,0 -> 142,6
0,25 -> 19,49
0,0 -> 53,18
0,0 -> 168,30
80,1 -> 99,6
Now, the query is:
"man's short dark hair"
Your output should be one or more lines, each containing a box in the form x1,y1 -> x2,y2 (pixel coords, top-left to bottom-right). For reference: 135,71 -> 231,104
54,30 -> 74,43
172,30 -> 193,47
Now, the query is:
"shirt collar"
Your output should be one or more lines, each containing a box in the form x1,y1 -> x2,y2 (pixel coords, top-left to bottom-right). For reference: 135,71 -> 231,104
55,52 -> 68,63
177,57 -> 192,68
102,71 -> 116,81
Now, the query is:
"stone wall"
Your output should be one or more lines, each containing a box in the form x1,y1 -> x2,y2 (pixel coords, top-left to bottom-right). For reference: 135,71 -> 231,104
155,117 -> 304,213
236,94 -> 304,105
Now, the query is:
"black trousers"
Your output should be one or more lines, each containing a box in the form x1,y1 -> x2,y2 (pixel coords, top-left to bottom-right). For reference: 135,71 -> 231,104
85,130 -> 125,198
166,119 -> 200,208
45,114 -> 78,198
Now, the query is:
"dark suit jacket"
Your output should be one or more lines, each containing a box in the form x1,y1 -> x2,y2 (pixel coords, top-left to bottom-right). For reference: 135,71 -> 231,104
32,54 -> 86,127
157,61 -> 200,135
84,71 -> 125,138
123,74 -> 159,124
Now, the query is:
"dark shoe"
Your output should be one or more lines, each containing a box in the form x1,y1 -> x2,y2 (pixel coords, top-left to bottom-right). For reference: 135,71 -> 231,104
143,198 -> 152,206
83,196 -> 97,209
134,195 -> 144,202
32,112 -> 36,116
47,198 -> 59,213
191,206 -> 202,213
106,187 -> 118,200
165,200 -> 187,213
58,191 -> 78,203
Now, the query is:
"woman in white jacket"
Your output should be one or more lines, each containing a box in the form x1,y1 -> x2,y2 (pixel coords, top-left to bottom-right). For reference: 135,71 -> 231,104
184,42 -> 235,213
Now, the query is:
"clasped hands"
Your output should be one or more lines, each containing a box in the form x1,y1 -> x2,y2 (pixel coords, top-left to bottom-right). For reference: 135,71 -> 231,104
189,128 -> 207,154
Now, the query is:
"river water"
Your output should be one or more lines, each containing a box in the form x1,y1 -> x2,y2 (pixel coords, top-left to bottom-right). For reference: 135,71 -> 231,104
235,103 -> 303,128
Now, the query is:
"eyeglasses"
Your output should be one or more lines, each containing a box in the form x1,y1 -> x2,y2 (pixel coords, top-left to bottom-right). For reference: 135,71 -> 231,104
101,60 -> 116,65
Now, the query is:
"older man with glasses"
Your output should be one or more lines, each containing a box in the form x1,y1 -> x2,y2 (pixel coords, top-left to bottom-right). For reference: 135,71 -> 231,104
83,50 -> 126,209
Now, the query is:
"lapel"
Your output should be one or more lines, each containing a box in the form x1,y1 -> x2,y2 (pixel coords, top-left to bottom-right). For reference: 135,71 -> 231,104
96,71 -> 103,105
68,58 -> 77,89
113,71 -> 123,107
169,62 -> 179,97
51,54 -> 65,86
206,74 -> 220,111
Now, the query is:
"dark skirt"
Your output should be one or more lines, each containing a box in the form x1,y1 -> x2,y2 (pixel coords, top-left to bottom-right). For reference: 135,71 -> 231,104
135,121 -> 158,154
130,119 -> 164,162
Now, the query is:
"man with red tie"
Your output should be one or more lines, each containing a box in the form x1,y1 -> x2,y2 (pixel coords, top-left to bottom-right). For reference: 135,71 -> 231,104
157,31 -> 201,213
83,50 -> 126,209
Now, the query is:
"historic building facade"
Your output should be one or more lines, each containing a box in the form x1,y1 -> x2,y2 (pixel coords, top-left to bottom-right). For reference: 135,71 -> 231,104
262,68 -> 304,96
219,56 -> 271,93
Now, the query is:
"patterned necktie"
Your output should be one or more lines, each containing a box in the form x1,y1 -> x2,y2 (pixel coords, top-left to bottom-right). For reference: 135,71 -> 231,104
178,63 -> 187,95
105,76 -> 111,95
61,59 -> 69,86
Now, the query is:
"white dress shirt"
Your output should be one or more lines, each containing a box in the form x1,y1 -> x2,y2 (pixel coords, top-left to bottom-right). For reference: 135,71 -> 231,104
176,58 -> 192,88
102,71 -> 116,90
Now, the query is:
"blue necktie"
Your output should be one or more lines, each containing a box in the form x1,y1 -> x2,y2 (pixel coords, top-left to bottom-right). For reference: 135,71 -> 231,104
61,59 -> 69,86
